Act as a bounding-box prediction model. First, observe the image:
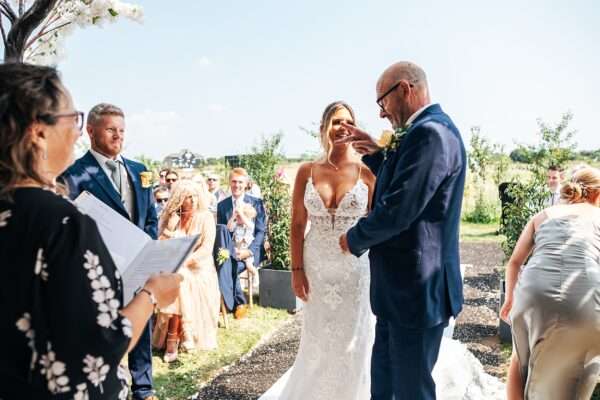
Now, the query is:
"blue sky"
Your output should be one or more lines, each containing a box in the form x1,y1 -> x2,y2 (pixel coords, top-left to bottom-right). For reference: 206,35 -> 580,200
53,0 -> 600,160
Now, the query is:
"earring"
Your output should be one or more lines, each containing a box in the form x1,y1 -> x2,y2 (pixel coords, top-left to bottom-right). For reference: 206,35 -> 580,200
42,149 -> 48,160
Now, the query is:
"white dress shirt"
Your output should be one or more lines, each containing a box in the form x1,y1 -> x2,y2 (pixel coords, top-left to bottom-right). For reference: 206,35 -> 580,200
89,148 -> 135,218
405,103 -> 437,127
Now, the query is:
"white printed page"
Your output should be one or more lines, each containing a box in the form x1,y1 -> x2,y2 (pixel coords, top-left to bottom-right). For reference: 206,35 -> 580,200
74,191 -> 150,273
121,235 -> 199,303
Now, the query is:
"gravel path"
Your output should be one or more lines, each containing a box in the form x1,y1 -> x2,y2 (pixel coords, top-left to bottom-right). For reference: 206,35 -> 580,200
192,242 -> 505,400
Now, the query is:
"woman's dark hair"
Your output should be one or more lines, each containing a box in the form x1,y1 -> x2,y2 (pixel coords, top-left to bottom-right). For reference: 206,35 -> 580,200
0,63 -> 65,199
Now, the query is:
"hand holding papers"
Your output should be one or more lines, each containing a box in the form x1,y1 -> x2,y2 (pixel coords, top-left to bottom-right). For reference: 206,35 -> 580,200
75,191 -> 197,303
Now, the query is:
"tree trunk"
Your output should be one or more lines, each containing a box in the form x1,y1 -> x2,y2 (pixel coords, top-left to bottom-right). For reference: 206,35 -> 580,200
3,0 -> 58,63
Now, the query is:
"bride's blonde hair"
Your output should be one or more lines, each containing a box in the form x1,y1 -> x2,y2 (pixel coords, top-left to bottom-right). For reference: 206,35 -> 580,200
319,101 -> 356,167
560,166 -> 600,204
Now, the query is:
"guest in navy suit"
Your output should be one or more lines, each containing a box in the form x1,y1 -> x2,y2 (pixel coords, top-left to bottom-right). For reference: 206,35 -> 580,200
339,62 -> 466,399
216,167 -> 266,319
61,103 -> 159,400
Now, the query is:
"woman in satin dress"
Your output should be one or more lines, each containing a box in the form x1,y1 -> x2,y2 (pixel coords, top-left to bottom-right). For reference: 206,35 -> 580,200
500,167 -> 600,400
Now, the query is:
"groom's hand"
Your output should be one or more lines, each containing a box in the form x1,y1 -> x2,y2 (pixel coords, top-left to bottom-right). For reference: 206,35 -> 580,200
337,122 -> 380,155
339,233 -> 350,254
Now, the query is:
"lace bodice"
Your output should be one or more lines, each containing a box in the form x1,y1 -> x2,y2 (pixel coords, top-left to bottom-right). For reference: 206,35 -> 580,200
303,177 -> 368,234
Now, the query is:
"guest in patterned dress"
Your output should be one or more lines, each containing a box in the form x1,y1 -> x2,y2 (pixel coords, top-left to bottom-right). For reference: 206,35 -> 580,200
152,179 -> 221,362
0,63 -> 182,400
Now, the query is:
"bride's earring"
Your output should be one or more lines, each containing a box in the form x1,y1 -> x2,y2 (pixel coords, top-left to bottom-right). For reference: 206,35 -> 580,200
42,148 -> 48,160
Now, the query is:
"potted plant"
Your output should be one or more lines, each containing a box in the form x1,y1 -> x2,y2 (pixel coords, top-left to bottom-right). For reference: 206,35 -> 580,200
241,134 -> 299,310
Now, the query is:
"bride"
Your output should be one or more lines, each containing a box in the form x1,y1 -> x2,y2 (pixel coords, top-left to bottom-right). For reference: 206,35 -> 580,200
260,101 -> 504,400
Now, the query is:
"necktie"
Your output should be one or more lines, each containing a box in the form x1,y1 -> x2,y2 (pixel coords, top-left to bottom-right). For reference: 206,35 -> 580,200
105,160 -> 122,194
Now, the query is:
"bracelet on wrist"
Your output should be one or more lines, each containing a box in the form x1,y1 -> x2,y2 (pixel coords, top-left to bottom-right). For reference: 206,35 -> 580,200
291,266 -> 303,271
135,287 -> 158,310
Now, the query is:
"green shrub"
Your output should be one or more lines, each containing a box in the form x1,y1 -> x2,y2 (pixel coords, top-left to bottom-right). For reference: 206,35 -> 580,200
463,192 -> 499,224
500,112 -> 576,260
240,133 -> 291,270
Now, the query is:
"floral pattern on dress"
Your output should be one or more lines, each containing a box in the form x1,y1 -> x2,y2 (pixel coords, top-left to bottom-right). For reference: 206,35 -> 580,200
121,317 -> 133,338
83,250 -> 120,329
39,342 -> 71,394
116,366 -> 129,400
0,209 -> 11,227
16,312 -> 37,370
34,248 -> 49,281
74,382 -> 89,400
82,355 -> 110,394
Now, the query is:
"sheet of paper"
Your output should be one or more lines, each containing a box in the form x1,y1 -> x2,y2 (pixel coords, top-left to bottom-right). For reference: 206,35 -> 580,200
121,235 -> 199,303
74,191 -> 150,273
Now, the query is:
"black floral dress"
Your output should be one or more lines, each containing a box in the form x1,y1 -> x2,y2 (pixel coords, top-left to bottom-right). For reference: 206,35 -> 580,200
0,188 -> 132,399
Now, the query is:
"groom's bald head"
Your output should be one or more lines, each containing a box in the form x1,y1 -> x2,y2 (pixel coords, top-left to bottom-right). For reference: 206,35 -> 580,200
376,61 -> 430,128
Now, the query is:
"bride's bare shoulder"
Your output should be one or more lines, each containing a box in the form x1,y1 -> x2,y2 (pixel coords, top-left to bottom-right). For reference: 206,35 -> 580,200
293,162 -> 314,186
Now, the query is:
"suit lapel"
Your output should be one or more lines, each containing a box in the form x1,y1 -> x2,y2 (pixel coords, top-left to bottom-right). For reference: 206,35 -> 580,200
81,151 -> 127,214
373,106 -> 442,201
122,158 -> 142,224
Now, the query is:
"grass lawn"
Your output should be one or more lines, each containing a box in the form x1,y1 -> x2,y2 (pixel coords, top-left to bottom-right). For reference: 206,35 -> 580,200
152,305 -> 290,400
460,222 -> 503,243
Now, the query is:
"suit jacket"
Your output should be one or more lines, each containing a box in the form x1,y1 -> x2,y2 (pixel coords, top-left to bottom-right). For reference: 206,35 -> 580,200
216,194 -> 266,267
347,104 -> 466,329
61,150 -> 158,239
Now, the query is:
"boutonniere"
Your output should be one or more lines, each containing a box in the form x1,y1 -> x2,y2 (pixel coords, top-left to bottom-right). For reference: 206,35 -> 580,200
377,125 -> 410,159
139,171 -> 153,188
216,248 -> 230,265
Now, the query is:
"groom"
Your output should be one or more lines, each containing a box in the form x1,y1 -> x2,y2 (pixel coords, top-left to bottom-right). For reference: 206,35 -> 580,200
339,62 -> 466,399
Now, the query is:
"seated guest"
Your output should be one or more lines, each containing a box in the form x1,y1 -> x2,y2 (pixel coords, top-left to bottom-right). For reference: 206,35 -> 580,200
227,202 -> 258,276
152,179 -> 220,361
500,167 -> 600,400
217,168 -> 266,319
154,186 -> 169,218
0,63 -> 181,400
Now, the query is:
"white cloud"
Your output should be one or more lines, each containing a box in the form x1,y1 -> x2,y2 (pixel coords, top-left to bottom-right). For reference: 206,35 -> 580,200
195,56 -> 211,67
207,104 -> 225,113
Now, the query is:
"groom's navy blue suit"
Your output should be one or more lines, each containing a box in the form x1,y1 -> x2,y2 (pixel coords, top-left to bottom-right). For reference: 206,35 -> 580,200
347,104 -> 466,399
61,151 -> 158,400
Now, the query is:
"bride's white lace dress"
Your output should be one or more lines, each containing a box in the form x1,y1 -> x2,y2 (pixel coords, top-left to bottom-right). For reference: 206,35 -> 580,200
260,177 -> 505,400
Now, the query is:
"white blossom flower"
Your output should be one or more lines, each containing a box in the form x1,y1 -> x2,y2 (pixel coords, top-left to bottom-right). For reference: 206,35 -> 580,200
97,313 -> 111,328
74,383 -> 89,400
16,313 -> 32,332
25,1 -> 144,65
83,354 -> 110,389
121,317 -> 132,338
34,248 -> 49,281
0,209 -> 11,227
16,312 -> 37,369
39,343 -> 70,394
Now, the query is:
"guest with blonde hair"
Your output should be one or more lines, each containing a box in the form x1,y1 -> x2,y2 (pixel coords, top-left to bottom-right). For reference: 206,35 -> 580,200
153,179 -> 221,361
500,166 -> 600,399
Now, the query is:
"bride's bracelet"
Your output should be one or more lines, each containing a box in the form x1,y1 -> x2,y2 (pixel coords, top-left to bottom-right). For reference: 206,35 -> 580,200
291,266 -> 303,271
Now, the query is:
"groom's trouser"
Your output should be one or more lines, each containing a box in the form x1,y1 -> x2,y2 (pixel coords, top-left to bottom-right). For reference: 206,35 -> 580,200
371,318 -> 446,400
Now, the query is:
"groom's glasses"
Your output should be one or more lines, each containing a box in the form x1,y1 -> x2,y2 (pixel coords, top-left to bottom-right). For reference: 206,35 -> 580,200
376,80 -> 417,111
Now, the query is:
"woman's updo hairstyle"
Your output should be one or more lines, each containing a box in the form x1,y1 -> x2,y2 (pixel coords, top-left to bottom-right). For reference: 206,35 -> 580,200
560,166 -> 600,204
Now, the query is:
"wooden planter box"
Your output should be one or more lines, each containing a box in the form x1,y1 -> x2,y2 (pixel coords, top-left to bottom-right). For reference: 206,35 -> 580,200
258,267 -> 303,311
